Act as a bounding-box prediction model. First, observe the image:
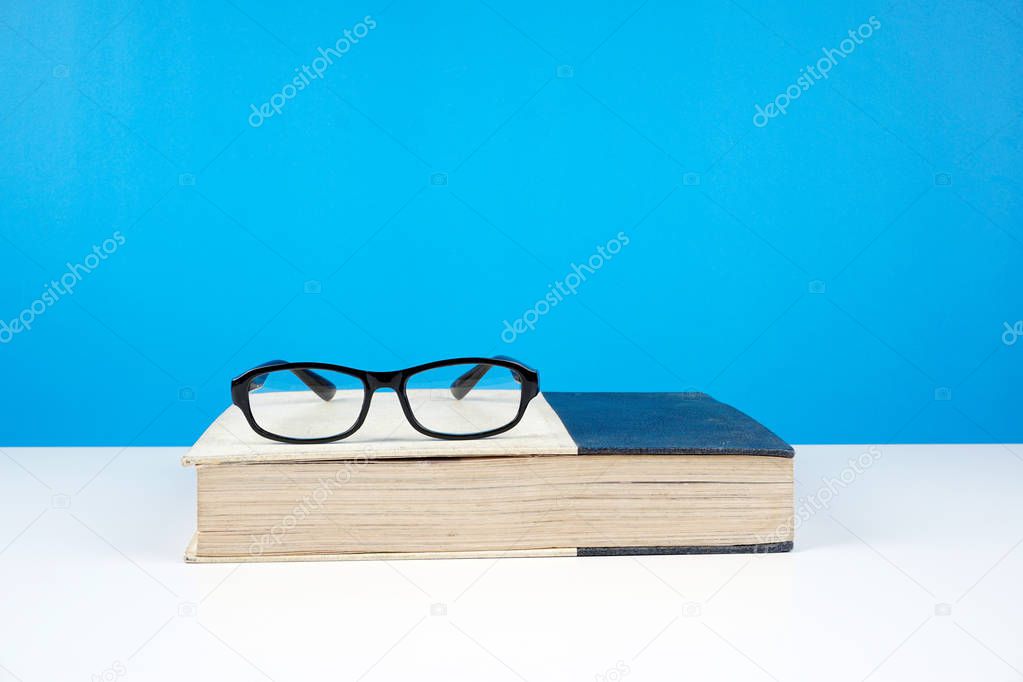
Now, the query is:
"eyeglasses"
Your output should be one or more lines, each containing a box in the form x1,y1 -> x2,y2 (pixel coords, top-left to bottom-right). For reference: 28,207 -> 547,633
231,356 -> 540,443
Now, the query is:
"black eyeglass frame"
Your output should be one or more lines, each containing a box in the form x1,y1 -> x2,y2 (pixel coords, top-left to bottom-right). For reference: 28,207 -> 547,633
230,356 -> 540,444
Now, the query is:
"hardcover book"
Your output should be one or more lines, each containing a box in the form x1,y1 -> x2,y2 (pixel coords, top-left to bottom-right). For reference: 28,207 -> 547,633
183,392 -> 794,562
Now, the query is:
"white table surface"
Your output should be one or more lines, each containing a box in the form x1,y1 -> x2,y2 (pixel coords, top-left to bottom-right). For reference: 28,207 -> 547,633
1,444 -> 1021,682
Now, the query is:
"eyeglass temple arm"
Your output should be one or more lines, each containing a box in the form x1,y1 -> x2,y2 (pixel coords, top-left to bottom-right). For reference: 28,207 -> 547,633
248,360 -> 337,401
449,355 -> 528,400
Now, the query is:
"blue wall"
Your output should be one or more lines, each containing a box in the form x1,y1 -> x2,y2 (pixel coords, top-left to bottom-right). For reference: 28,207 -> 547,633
1,1 -> 1021,445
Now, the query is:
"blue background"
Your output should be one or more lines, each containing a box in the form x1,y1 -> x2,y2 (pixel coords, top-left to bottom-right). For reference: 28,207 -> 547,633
1,1 -> 1021,445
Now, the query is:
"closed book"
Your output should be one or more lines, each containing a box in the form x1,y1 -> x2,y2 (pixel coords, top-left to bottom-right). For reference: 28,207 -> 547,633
183,391 -> 793,562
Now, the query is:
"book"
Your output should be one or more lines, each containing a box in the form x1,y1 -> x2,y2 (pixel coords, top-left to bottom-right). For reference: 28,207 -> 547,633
183,391 -> 793,562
